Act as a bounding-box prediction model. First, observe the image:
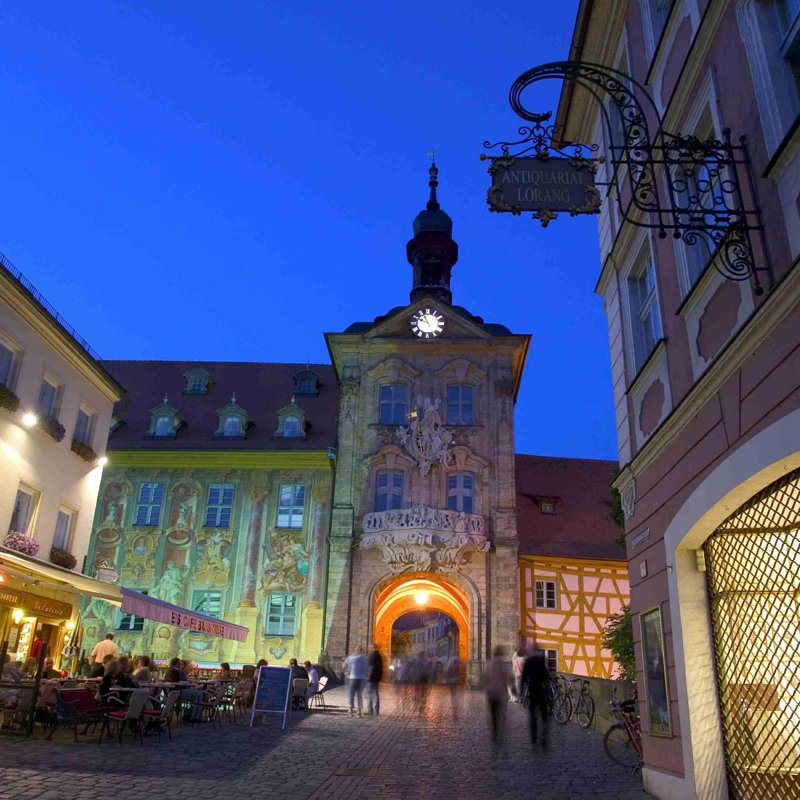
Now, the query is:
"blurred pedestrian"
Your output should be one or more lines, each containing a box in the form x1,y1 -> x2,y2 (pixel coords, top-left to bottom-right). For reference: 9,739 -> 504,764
344,645 -> 368,717
512,647 -> 526,703
522,642 -> 550,748
366,643 -> 383,716
486,645 -> 509,746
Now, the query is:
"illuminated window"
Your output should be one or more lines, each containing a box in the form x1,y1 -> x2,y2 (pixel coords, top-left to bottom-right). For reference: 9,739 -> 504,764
535,580 -> 558,610
135,483 -> 164,526
277,484 -> 305,529
193,590 -> 222,619
204,484 -> 234,528
266,593 -> 297,636
282,416 -> 301,437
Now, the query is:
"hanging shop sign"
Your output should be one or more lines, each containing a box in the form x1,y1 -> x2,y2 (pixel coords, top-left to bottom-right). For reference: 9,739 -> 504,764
0,587 -> 73,619
486,156 -> 599,218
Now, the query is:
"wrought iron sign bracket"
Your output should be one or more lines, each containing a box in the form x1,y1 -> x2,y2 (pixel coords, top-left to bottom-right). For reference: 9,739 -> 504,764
482,61 -> 773,295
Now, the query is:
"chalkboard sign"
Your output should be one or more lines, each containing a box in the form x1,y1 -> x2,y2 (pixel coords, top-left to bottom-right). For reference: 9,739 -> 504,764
249,665 -> 292,730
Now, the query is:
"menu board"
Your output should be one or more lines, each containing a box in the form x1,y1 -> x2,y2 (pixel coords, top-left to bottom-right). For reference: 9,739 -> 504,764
249,665 -> 292,730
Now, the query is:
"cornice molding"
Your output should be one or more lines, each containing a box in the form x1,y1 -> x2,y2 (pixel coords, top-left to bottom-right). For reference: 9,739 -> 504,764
106,449 -> 331,470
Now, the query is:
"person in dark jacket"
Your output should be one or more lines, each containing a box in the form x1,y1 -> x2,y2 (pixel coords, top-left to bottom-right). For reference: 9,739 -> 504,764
366,643 -> 383,716
521,643 -> 550,748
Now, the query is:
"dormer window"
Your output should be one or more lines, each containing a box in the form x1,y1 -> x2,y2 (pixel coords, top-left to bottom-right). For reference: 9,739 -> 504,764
274,396 -> 308,440
214,393 -> 249,439
183,368 -> 212,395
293,369 -> 320,396
536,497 -> 559,515
146,395 -> 183,439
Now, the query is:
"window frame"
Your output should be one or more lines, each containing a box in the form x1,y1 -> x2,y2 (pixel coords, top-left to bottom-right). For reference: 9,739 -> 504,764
73,405 -> 96,446
9,485 -> 39,536
282,416 -> 301,437
276,484 -> 306,529
265,593 -> 297,637
134,482 -> 164,527
0,333 -> 21,390
447,384 -> 475,425
626,250 -> 663,374
379,384 -> 409,426
37,374 -> 63,419
446,471 -> 476,514
52,507 -> 75,551
375,470 -> 405,512
545,649 -> 558,673
534,580 -> 558,610
204,483 -> 234,528
192,590 -> 223,619
117,590 -> 147,631
223,415 -> 242,437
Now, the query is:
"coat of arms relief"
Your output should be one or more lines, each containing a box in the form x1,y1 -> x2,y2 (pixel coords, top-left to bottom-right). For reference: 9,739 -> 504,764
395,395 -> 454,476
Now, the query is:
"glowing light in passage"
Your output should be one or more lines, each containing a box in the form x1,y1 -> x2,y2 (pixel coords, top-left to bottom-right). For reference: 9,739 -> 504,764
415,591 -> 429,606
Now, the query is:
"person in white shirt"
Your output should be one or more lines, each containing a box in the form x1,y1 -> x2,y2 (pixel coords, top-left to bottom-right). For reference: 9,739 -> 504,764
90,634 -> 117,665
304,661 -> 319,703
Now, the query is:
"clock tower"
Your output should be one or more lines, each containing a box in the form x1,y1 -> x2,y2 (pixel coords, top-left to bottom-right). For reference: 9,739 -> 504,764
407,160 -> 458,305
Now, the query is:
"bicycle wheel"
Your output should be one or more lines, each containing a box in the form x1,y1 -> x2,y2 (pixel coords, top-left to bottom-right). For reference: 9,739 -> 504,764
603,723 -> 641,770
575,694 -> 595,728
553,693 -> 572,724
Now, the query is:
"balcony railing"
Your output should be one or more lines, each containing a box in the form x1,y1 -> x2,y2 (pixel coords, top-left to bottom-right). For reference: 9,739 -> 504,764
362,504 -> 484,535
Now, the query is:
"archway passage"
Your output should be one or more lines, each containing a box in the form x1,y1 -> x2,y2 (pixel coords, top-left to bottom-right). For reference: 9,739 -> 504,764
373,575 -> 469,680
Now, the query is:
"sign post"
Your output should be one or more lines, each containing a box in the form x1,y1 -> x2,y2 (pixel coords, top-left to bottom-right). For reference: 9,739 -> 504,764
249,665 -> 293,730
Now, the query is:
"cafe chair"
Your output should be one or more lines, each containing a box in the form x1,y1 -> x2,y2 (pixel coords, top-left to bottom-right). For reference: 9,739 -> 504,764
291,678 -> 309,711
100,690 -> 149,746
309,675 -> 329,709
46,688 -> 104,742
141,689 -> 180,742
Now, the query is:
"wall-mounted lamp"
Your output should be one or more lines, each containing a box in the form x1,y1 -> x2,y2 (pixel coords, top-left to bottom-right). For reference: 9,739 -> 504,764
12,608 -> 24,624
21,412 -> 38,427
65,620 -> 76,631
96,456 -> 108,467
415,591 -> 429,606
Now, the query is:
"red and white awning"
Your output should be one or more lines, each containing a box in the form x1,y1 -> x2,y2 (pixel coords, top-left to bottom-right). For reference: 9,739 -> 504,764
120,588 -> 248,642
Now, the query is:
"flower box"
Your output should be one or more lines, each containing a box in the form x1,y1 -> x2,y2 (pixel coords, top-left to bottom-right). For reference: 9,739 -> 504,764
39,414 -> 66,442
49,547 -> 77,570
71,439 -> 97,462
0,383 -> 20,412
3,531 -> 40,556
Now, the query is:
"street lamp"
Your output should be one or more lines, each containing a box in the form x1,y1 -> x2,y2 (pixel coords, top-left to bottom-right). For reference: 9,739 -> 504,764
21,412 -> 37,427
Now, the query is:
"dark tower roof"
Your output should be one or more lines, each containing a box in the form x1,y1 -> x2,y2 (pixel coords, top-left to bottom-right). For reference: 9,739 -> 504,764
407,161 -> 458,305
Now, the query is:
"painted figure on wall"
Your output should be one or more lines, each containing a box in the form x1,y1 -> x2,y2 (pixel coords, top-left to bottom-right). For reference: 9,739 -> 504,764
195,530 -> 232,586
153,560 -> 190,606
260,533 -> 308,594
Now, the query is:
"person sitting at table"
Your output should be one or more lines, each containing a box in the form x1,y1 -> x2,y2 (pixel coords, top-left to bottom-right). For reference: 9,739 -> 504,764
180,659 -> 194,680
289,658 -> 308,681
116,657 -> 136,689
304,661 -> 319,703
165,658 -> 203,722
0,655 -> 23,715
41,658 -> 60,680
91,653 -> 113,679
134,656 -> 153,684
218,662 -> 232,681
99,661 -> 127,708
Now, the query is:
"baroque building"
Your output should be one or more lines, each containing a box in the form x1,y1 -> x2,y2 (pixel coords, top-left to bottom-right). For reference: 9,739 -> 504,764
80,164 -> 628,679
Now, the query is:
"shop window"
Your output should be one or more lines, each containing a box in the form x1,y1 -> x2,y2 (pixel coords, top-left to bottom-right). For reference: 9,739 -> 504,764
204,484 -> 234,528
277,484 -> 305,529
447,385 -> 475,425
535,580 -> 558,610
265,593 -> 297,636
135,483 -> 164,527
117,591 -> 147,631
52,508 -> 74,551
9,485 -> 38,536
193,590 -> 222,619
375,471 -> 404,511
379,384 -> 409,425
447,472 -> 475,514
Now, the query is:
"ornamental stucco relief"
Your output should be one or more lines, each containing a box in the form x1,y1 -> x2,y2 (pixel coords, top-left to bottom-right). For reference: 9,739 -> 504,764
396,395 -> 454,476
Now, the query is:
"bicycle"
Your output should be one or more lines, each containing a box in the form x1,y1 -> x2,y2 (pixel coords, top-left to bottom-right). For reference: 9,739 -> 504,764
553,675 -> 595,728
603,687 -> 643,773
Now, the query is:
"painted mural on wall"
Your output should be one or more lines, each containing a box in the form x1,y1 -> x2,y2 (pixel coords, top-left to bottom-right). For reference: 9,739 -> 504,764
84,466 -> 331,664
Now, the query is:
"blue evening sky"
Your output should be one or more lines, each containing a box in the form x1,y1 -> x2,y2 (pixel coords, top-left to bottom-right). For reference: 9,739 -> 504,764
0,2 -> 617,461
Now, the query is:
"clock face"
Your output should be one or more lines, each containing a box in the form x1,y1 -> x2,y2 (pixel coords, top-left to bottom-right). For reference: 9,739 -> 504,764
411,308 -> 444,338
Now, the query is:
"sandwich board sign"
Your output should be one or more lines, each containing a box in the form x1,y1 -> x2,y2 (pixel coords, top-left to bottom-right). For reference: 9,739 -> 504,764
249,665 -> 292,730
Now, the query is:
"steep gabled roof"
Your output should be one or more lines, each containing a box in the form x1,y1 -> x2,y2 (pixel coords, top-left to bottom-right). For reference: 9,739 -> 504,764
102,360 -> 338,451
515,453 -> 624,561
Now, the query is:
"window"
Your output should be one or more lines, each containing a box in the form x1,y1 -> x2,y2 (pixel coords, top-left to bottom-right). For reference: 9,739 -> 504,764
282,416 -> 301,437
545,649 -> 558,673
0,338 -> 19,388
447,385 -> 475,425
183,368 -> 211,395
277,484 -> 305,528
642,0 -> 671,55
154,415 -> 172,437
74,407 -> 95,445
223,416 -> 241,437
379,385 -> 408,425
265,593 -> 297,636
293,370 -> 320,395
375,471 -> 404,511
447,472 -> 475,514
37,377 -> 61,418
535,580 -> 558,610
52,508 -> 74,551
117,591 -> 146,631
540,501 -> 557,515
135,483 -> 164,526
193,590 -> 222,619
628,256 -> 662,371
9,485 -> 37,535
204,484 -> 234,528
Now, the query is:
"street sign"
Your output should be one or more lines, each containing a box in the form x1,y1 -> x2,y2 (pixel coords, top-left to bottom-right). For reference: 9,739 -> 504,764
249,665 -> 292,730
486,156 -> 600,222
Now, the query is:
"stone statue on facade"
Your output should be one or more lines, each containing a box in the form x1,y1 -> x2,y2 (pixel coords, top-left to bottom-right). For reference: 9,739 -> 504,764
153,560 -> 189,606
396,395 -> 454,476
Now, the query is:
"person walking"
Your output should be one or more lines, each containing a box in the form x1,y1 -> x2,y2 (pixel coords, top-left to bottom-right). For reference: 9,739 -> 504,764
512,647 -> 526,703
343,645 -> 368,717
486,645 -> 509,746
522,642 -> 550,748
366,643 -> 383,716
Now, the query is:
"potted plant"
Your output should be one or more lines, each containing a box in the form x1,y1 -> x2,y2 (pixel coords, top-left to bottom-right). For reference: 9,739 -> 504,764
71,439 -> 98,462
49,547 -> 77,570
39,414 -> 66,442
0,383 -> 20,412
3,530 -> 40,557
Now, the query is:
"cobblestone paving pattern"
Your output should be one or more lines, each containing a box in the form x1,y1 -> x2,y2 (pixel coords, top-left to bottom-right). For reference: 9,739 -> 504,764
0,685 -> 648,799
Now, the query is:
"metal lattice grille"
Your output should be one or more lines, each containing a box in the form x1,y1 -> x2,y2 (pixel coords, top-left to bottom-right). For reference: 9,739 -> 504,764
705,468 -> 800,800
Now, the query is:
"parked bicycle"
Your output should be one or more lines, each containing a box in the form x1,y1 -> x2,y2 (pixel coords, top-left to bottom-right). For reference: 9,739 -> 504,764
603,686 -> 643,773
552,675 -> 594,728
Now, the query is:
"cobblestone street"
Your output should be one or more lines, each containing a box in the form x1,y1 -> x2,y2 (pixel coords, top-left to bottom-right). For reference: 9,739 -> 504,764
0,686 -> 647,799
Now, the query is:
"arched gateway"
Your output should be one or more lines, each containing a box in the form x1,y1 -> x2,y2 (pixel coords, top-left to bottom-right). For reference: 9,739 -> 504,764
322,163 -> 528,679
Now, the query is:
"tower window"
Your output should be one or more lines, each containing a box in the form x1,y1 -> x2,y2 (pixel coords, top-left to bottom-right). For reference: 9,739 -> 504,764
447,385 -> 475,425
379,385 -> 408,425
375,471 -> 404,511
447,472 -> 475,514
